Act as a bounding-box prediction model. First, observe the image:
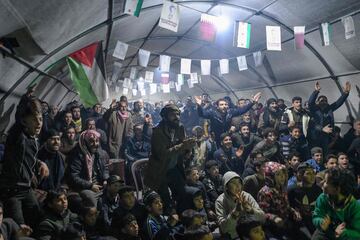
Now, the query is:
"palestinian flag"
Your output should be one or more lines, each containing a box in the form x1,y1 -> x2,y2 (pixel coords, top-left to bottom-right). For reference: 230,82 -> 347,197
67,42 -> 109,107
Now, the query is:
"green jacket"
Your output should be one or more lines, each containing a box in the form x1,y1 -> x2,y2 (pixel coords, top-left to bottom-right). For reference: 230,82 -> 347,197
313,193 -> 360,239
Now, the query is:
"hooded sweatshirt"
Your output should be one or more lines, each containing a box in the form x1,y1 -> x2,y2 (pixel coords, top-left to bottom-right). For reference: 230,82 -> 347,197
215,171 -> 265,239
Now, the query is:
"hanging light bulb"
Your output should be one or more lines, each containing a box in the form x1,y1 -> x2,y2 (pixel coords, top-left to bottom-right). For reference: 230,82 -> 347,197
216,16 -> 230,32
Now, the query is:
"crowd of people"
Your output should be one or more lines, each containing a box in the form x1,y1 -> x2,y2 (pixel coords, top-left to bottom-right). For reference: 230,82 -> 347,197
0,80 -> 358,240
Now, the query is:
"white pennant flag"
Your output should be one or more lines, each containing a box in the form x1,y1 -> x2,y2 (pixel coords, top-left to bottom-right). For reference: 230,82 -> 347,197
130,67 -> 137,79
111,62 -> 123,82
150,83 -> 157,95
145,71 -> 154,83
219,59 -> 229,74
123,78 -> 132,88
113,41 -> 129,60
137,81 -> 145,90
175,82 -> 181,92
321,22 -> 331,46
342,16 -> 356,39
237,56 -> 248,71
160,55 -> 171,72
138,49 -> 151,67
177,74 -> 184,86
187,79 -> 194,88
140,89 -> 146,96
181,58 -> 191,74
115,86 -> 120,93
132,89 -> 138,96
253,51 -> 263,67
190,72 -> 198,84
162,83 -> 170,93
201,60 -> 211,75
122,87 -> 129,95
159,1 -> 180,32
266,26 -> 281,51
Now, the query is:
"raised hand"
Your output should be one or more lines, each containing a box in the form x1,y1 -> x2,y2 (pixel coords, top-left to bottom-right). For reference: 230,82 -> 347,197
235,145 -> 244,158
194,96 -> 202,105
315,81 -> 321,91
322,124 -> 333,134
252,92 -> 262,103
343,81 -> 351,94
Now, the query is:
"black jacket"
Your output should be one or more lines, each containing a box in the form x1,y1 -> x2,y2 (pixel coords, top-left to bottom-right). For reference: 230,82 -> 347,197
66,144 -> 109,191
37,208 -> 78,240
0,124 -> 42,189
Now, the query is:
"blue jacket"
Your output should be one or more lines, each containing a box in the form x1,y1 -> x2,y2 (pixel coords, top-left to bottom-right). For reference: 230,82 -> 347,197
197,103 -> 254,146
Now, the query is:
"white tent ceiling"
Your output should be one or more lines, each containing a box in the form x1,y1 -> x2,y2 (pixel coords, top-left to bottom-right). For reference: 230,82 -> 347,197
0,0 -> 359,131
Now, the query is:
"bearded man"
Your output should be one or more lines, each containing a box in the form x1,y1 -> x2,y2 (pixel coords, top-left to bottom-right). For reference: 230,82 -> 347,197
308,81 -> 350,155
67,129 -> 109,204
144,104 -> 195,212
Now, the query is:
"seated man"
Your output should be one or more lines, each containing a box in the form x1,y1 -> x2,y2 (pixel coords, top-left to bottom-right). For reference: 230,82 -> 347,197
38,129 -> 66,191
37,190 -> 78,240
66,130 -> 109,204
312,168 -> 360,239
280,126 -> 310,161
253,128 -> 283,163
84,118 -> 108,151
231,122 -> 262,161
124,124 -> 151,161
213,133 -> 245,175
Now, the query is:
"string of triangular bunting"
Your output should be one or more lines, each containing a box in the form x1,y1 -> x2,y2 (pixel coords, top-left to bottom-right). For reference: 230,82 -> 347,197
117,0 -> 357,97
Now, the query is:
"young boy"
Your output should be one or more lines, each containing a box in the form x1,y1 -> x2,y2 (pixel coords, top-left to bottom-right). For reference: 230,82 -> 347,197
202,160 -> 223,208
288,162 -> 322,235
111,185 -> 147,236
185,166 -> 216,219
97,175 -> 124,234
37,189 -> 79,240
306,147 -> 324,173
113,213 -> 141,240
215,171 -> 265,239
287,151 -> 301,179
280,126 -> 310,161
236,215 -> 267,240
316,154 -> 338,188
312,168 -> 360,239
243,159 -> 266,200
143,191 -> 179,240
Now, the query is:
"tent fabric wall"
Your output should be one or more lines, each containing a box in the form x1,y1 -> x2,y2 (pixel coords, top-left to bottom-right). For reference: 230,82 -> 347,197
0,0 -> 359,133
